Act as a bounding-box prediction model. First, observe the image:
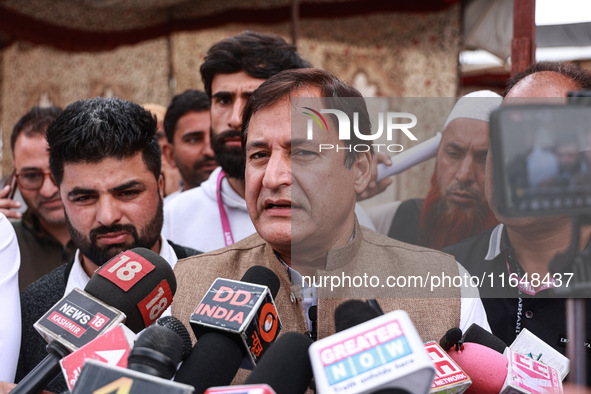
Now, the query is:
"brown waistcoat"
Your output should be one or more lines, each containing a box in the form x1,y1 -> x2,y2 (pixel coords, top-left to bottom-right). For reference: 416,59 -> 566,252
171,224 -> 461,384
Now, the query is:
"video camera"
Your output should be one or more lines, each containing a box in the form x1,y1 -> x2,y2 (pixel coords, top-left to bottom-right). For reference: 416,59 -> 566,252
490,94 -> 591,218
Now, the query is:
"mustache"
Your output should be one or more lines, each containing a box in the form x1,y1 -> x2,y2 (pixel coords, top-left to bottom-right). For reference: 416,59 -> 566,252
90,224 -> 138,242
445,183 -> 482,199
213,129 -> 242,145
192,156 -> 216,171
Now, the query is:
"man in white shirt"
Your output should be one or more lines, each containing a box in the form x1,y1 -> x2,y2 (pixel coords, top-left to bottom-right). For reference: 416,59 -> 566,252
163,31 -> 311,252
0,213 -> 21,383
15,97 -> 197,393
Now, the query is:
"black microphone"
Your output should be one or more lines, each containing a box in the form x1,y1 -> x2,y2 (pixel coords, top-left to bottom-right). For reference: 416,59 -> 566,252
174,266 -> 281,393
127,325 -> 183,379
156,315 -> 192,361
72,359 -> 194,394
462,323 -> 507,354
69,317 -> 192,393
13,248 -> 176,394
244,332 -> 314,394
439,327 -> 463,351
334,299 -> 380,332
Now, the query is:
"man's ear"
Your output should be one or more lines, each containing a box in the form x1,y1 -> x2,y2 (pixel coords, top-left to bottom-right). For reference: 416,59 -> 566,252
162,143 -> 177,169
158,173 -> 165,199
352,151 -> 372,195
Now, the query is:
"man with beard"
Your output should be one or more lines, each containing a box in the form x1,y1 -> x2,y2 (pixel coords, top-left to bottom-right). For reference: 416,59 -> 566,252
171,70 -> 489,389
14,97 -> 198,393
443,61 -> 591,384
370,91 -> 501,250
163,31 -> 311,252
0,107 -> 76,289
161,90 -> 217,200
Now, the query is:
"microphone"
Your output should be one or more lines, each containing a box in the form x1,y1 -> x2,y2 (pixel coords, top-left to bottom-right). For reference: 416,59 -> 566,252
72,359 -> 194,394
69,317 -> 192,393
446,342 -> 508,394
438,328 -> 462,351
309,300 -> 435,394
60,324 -> 136,390
205,384 -> 276,394
204,332 -> 314,394
510,328 -> 569,381
127,324 -> 184,379
448,337 -> 565,394
13,247 -> 176,394
334,300 -> 380,332
424,341 -> 471,394
156,315 -> 193,361
376,132 -> 441,181
462,323 -> 507,354
174,266 -> 281,392
61,316 -> 190,390
502,349 -> 563,393
244,332 -> 314,394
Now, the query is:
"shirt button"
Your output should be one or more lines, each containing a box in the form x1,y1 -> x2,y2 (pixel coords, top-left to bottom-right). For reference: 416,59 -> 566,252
525,310 -> 533,319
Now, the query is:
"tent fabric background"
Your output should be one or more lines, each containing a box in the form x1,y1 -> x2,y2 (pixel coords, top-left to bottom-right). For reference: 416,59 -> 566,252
0,1 -> 460,204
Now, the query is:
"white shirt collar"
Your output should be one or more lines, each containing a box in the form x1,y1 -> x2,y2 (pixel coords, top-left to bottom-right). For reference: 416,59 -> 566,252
484,223 -> 505,261
65,235 -> 178,295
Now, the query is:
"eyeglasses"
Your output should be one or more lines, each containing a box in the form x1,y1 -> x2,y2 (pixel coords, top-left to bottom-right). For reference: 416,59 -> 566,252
15,170 -> 56,190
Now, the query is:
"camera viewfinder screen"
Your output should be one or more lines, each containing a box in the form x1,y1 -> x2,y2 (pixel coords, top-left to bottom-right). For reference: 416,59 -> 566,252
491,104 -> 591,217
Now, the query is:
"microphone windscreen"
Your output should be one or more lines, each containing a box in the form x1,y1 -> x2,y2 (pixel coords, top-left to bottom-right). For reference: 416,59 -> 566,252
439,327 -> 463,351
447,342 -> 507,394
127,325 -> 183,379
463,323 -> 507,354
334,300 -> 380,332
84,247 -> 177,333
245,332 -> 313,394
240,266 -> 280,299
156,316 -> 192,361
174,332 -> 243,392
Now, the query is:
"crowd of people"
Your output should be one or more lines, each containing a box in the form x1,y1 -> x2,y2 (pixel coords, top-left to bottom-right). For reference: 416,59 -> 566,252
1,30 -> 591,392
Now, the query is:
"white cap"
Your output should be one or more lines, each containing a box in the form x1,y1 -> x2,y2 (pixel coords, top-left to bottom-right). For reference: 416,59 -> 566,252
443,90 -> 503,130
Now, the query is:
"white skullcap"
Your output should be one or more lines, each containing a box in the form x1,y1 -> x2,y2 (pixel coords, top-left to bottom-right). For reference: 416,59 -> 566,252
443,90 -> 502,130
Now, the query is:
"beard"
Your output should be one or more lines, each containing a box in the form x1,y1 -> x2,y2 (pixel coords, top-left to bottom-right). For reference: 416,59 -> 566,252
417,172 -> 498,250
66,197 -> 164,266
211,129 -> 245,180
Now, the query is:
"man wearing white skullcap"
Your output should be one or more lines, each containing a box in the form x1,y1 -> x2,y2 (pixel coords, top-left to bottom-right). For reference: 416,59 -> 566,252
370,90 -> 502,250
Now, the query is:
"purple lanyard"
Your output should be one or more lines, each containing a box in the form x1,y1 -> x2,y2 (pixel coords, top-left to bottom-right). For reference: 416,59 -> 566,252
216,170 -> 235,247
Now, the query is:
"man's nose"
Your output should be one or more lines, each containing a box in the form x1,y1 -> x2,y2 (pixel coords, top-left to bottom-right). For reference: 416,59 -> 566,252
262,153 -> 291,190
455,156 -> 476,184
228,99 -> 245,131
96,196 -> 122,226
39,173 -> 59,198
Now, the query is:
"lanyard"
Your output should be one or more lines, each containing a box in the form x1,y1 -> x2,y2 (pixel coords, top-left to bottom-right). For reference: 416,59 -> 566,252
505,250 -> 524,336
216,170 -> 234,247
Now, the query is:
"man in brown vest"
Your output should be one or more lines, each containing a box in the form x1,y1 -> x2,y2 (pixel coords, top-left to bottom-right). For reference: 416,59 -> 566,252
172,69 -> 489,369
